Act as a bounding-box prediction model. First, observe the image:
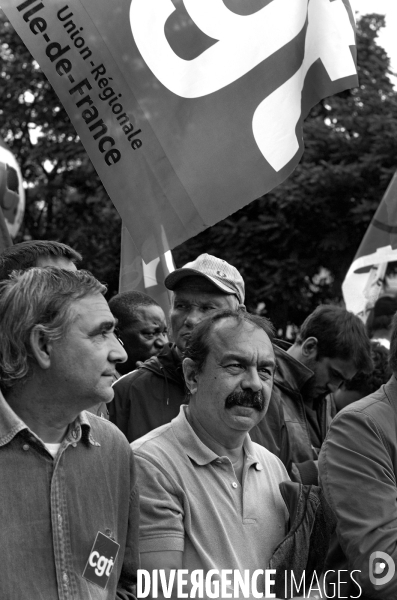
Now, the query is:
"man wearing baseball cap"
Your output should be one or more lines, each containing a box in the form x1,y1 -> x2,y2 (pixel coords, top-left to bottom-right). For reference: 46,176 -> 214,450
109,254 -> 244,442
109,254 -> 288,464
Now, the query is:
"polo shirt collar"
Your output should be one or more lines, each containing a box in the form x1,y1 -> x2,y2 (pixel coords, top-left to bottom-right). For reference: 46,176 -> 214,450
171,405 -> 262,469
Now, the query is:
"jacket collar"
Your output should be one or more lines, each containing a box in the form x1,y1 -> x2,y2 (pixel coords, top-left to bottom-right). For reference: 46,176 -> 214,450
141,343 -> 184,385
383,375 -> 397,413
0,390 -> 94,448
171,405 -> 262,469
274,340 -> 314,393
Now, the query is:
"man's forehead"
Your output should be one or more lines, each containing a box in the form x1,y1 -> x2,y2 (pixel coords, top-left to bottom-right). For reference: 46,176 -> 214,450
69,293 -> 113,322
327,356 -> 357,380
211,319 -> 274,357
173,276 -> 232,299
173,287 -> 233,304
134,304 -> 165,322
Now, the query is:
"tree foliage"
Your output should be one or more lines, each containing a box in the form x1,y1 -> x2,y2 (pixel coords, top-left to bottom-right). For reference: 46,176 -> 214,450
1,12 -> 397,326
0,11 -> 121,294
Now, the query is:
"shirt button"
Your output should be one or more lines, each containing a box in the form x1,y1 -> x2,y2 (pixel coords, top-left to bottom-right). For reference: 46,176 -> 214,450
58,514 -> 62,525
22,444 -> 29,451
255,464 -> 263,471
63,572 -> 69,584
232,482 -> 238,488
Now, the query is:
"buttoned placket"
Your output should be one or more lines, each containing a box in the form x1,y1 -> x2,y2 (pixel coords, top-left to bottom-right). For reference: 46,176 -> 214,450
50,426 -> 82,600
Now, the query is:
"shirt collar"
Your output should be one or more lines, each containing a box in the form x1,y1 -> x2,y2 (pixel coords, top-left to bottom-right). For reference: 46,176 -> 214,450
0,390 -> 27,447
171,405 -> 262,469
0,390 -> 96,448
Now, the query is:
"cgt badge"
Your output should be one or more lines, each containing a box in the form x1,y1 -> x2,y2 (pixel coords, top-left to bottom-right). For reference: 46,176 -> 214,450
83,531 -> 120,590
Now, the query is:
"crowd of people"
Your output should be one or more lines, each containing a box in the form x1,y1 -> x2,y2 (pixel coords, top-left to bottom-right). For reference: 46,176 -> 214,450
0,239 -> 396,599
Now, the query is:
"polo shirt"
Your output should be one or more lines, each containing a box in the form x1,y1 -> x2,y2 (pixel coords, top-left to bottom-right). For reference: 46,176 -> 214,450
132,405 -> 289,592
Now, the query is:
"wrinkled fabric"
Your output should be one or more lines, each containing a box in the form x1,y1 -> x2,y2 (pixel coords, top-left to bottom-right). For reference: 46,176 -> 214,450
264,341 -> 335,484
319,376 -> 397,599
269,481 -> 336,599
0,392 -> 139,600
109,343 -> 186,442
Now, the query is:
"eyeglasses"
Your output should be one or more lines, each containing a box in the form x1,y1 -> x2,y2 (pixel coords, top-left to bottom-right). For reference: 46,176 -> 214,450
114,327 -> 124,347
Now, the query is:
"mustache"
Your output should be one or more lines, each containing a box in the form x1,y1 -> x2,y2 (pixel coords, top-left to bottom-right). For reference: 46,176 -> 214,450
225,389 -> 265,411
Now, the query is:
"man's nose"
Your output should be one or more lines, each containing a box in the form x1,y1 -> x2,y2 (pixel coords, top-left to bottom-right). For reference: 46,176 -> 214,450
110,336 -> 128,363
241,368 -> 262,392
327,381 -> 342,394
154,333 -> 167,348
184,307 -> 202,328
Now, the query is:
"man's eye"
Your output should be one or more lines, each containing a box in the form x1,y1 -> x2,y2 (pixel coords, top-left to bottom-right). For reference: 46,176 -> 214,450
143,333 -> 155,339
259,369 -> 272,379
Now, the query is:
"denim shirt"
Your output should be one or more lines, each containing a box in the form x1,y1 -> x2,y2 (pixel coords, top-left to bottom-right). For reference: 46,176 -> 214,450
0,392 -> 139,600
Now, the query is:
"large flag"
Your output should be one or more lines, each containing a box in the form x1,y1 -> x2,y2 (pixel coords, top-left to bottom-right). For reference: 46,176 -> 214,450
2,0 -> 358,262
0,138 -> 25,252
343,171 -> 397,318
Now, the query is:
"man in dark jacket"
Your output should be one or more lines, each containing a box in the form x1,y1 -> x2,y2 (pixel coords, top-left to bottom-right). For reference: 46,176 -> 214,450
262,305 -> 372,485
319,312 -> 397,600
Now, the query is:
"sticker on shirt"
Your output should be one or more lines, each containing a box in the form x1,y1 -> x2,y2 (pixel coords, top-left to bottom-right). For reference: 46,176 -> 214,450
83,531 -> 120,589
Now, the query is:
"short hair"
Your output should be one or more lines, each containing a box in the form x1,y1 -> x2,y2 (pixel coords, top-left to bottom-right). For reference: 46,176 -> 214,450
184,309 -> 275,373
345,341 -> 391,395
0,240 -> 82,281
108,291 -> 160,330
296,305 -> 372,373
0,268 -> 106,392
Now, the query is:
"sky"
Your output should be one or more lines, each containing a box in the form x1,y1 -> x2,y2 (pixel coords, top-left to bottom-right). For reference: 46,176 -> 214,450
352,0 -> 397,79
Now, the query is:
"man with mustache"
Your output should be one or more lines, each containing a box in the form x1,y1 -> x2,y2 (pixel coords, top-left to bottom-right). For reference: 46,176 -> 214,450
110,254 -> 289,467
132,309 -> 291,599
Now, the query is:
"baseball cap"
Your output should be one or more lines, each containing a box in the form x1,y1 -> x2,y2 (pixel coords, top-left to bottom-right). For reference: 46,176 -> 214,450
165,253 -> 245,304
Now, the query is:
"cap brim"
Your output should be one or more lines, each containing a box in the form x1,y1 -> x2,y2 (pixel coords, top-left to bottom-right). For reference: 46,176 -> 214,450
165,268 -> 235,296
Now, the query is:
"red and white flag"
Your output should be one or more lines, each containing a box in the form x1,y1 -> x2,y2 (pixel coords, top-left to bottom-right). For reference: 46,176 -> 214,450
119,225 -> 174,315
343,171 -> 397,318
2,0 -> 358,262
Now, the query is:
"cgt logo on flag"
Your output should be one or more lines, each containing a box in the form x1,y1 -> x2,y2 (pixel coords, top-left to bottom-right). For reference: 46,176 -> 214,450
130,0 -> 357,172
369,551 -> 395,587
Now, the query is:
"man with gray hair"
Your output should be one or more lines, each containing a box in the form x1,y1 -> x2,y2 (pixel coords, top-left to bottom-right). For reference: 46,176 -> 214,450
0,268 -> 139,598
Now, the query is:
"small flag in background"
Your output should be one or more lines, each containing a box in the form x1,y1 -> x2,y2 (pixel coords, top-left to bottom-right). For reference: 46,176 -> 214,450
0,138 -> 25,252
2,0 -> 358,264
343,171 -> 397,318
119,225 -> 174,316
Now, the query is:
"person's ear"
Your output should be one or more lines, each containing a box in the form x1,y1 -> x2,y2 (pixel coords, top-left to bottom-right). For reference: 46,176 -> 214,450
30,326 -> 53,370
183,358 -> 199,395
301,336 -> 318,360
